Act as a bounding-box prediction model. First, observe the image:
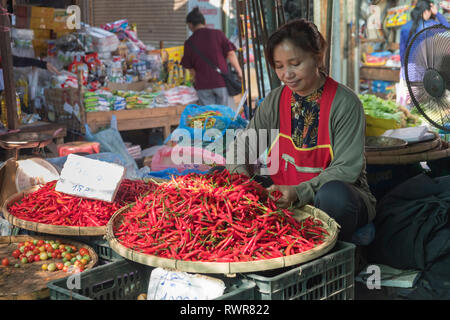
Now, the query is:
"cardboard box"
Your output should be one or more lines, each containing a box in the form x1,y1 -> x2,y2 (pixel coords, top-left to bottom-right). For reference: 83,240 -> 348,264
55,30 -> 75,38
32,38 -> 49,48
31,6 -> 55,19
52,21 -> 69,32
33,29 -> 52,39
29,17 -> 53,30
53,9 -> 67,18
13,5 -> 31,18
14,16 -> 30,29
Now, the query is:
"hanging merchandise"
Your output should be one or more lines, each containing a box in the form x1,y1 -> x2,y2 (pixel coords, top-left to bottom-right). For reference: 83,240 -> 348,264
385,5 -> 411,27
1,93 -> 22,128
50,71 -> 78,89
68,56 -> 89,85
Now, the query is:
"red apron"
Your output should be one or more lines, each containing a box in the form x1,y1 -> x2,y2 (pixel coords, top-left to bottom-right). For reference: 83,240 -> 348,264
267,77 -> 338,186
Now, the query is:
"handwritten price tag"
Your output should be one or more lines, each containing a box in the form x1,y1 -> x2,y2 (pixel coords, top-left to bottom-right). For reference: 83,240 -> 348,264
55,154 -> 125,202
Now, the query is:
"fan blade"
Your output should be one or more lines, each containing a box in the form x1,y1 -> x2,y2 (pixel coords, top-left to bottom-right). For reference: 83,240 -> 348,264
405,25 -> 450,131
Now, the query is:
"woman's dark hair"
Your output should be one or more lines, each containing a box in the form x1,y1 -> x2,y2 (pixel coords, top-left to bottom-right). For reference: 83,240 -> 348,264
186,7 -> 205,26
407,1 -> 432,44
265,19 -> 328,73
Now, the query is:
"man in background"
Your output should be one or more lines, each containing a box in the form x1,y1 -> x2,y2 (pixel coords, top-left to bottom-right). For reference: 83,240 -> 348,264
181,7 -> 242,107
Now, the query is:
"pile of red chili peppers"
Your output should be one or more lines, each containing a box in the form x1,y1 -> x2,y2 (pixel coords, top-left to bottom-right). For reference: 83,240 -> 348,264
115,170 -> 329,262
8,179 -> 157,227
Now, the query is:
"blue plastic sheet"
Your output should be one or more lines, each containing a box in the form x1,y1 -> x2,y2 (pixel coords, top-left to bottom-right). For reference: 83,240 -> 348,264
144,168 -> 207,180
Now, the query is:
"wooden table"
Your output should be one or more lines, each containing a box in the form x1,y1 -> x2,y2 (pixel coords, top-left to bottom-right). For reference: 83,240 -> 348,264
1,122 -> 67,159
360,66 -> 401,82
84,105 -> 186,139
18,122 -> 67,145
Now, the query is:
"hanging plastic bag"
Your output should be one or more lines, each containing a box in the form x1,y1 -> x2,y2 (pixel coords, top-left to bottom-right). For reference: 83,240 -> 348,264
84,115 -> 138,175
167,104 -> 248,144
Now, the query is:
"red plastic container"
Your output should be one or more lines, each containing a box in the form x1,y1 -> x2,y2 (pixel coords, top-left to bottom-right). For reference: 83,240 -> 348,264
57,141 -> 101,157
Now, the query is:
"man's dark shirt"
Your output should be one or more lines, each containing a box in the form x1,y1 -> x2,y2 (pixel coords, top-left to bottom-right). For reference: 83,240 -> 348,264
181,28 -> 236,90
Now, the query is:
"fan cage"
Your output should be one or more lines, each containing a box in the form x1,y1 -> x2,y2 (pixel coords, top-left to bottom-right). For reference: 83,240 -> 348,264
404,24 -> 450,132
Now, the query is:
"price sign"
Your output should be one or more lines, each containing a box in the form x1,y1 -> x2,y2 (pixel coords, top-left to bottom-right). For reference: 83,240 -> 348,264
55,154 -> 125,202
146,268 -> 225,300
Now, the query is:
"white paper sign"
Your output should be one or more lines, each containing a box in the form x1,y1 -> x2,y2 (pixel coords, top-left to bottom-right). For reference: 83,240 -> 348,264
147,268 -> 226,300
55,154 -> 125,202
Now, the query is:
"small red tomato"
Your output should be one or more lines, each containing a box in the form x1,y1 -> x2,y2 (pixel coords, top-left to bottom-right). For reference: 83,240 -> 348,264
74,266 -> 84,273
79,248 -> 89,256
29,244 -> 35,250
27,255 -> 34,263
45,244 -> 54,253
51,251 -> 58,259
62,265 -> 69,272
56,262 -> 64,270
23,246 -> 31,253
34,255 -> 40,262
2,258 -> 9,266
37,240 -> 45,247
19,253 -> 26,260
33,248 -> 40,255
57,253 -> 62,259
12,250 -> 21,259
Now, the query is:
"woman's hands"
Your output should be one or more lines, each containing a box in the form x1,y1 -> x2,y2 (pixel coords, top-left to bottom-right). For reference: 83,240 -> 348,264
430,3 -> 438,16
267,184 -> 298,209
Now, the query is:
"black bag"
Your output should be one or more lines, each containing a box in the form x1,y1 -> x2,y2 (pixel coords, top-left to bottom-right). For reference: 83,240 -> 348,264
221,64 -> 242,96
187,40 -> 242,96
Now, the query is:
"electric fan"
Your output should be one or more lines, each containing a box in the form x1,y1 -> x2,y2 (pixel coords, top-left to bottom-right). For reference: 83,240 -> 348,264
404,24 -> 450,132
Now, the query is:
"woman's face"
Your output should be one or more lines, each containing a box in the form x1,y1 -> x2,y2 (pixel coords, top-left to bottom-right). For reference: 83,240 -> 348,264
273,39 -> 321,96
423,9 -> 432,20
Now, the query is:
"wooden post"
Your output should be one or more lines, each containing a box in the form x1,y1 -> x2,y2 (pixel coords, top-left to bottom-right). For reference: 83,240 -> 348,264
324,0 -> 333,76
0,4 -> 18,130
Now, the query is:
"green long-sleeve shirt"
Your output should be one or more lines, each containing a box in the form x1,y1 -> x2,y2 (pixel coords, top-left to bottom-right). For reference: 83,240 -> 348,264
226,83 -> 377,222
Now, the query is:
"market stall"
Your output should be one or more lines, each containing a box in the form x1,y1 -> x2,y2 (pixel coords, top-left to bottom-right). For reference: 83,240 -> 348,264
1,3 -> 198,162
359,2 -> 405,99
1,0 -> 449,304
0,152 -> 353,301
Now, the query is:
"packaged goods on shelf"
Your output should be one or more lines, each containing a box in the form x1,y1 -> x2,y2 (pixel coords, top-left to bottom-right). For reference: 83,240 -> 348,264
86,26 -> 120,53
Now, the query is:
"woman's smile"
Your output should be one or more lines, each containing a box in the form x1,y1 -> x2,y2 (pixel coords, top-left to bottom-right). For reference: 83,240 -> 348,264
273,40 -> 322,96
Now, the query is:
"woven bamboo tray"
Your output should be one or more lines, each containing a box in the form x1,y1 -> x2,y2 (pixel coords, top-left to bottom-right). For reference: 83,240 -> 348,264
0,235 -> 98,300
2,186 -> 106,236
365,131 -> 441,157
105,204 -> 340,274
366,140 -> 450,165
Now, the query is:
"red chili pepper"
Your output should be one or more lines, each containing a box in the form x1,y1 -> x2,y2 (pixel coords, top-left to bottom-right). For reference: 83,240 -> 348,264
115,170 -> 329,262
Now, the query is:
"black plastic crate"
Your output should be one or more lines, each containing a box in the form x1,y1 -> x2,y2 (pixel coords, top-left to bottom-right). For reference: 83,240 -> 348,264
243,241 -> 355,300
48,259 -> 256,300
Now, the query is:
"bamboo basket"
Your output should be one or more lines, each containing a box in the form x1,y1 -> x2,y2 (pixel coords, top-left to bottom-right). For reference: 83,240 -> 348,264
2,186 -> 106,236
365,131 -> 441,157
106,204 -> 340,274
366,140 -> 450,165
0,235 -> 98,300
